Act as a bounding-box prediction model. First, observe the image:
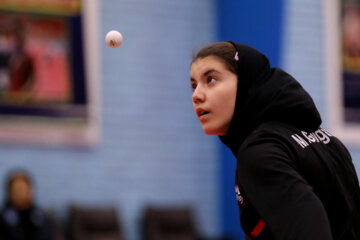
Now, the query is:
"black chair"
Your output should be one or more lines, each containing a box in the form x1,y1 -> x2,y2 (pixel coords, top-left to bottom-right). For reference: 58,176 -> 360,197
142,206 -> 197,240
68,205 -> 123,240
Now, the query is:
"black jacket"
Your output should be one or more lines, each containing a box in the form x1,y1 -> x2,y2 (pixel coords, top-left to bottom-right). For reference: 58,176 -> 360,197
0,202 -> 53,240
220,42 -> 360,240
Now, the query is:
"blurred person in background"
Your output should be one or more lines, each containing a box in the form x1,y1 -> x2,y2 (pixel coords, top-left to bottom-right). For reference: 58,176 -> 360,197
0,169 -> 53,240
190,41 -> 360,240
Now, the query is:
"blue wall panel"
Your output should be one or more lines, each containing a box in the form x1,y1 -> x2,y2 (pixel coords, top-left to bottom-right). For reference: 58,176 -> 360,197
216,1 -> 284,239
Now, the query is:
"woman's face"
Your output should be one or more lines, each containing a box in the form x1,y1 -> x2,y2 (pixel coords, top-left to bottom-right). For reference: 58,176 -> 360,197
9,176 -> 33,210
191,56 -> 237,135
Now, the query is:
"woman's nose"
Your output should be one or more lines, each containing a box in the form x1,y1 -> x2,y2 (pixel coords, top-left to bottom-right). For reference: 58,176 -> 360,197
192,86 -> 205,104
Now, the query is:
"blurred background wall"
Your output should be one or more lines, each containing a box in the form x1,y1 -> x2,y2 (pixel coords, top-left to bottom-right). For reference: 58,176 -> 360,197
216,0 -> 284,238
0,0 -> 219,239
0,0 -> 359,240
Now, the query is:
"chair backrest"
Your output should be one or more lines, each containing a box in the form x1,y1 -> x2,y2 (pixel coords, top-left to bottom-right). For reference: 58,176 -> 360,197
143,206 -> 197,240
68,205 -> 123,240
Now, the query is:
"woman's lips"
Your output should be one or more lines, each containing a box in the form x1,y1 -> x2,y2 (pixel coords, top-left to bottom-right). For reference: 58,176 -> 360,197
199,112 -> 210,121
196,108 -> 210,121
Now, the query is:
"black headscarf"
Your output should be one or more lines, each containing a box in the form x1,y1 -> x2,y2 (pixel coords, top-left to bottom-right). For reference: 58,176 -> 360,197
219,42 -> 322,156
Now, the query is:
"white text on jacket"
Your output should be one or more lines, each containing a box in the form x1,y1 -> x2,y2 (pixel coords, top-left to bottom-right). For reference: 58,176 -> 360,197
291,128 -> 332,148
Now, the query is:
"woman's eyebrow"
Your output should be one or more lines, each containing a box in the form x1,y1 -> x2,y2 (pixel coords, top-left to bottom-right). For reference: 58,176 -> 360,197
203,69 -> 219,77
191,69 -> 220,82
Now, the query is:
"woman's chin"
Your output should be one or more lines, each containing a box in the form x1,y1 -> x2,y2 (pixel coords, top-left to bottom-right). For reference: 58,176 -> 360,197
203,127 -> 227,136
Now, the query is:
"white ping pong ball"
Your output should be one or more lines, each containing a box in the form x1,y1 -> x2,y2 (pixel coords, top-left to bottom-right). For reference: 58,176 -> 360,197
106,30 -> 123,48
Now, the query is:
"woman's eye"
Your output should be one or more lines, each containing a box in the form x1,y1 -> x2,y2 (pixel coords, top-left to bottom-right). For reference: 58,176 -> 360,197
191,83 -> 197,90
207,77 -> 216,84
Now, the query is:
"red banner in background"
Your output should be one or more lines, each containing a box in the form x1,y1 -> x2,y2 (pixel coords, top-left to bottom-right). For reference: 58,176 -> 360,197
0,0 -> 81,15
0,0 -> 100,147
0,14 -> 71,104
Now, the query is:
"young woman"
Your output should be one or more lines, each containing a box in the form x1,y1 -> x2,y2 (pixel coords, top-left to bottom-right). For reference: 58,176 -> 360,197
190,41 -> 360,240
0,169 -> 53,240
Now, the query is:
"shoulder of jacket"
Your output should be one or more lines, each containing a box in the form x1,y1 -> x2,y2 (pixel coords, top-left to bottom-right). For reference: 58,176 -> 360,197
237,123 -> 298,165
241,122 -> 293,149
